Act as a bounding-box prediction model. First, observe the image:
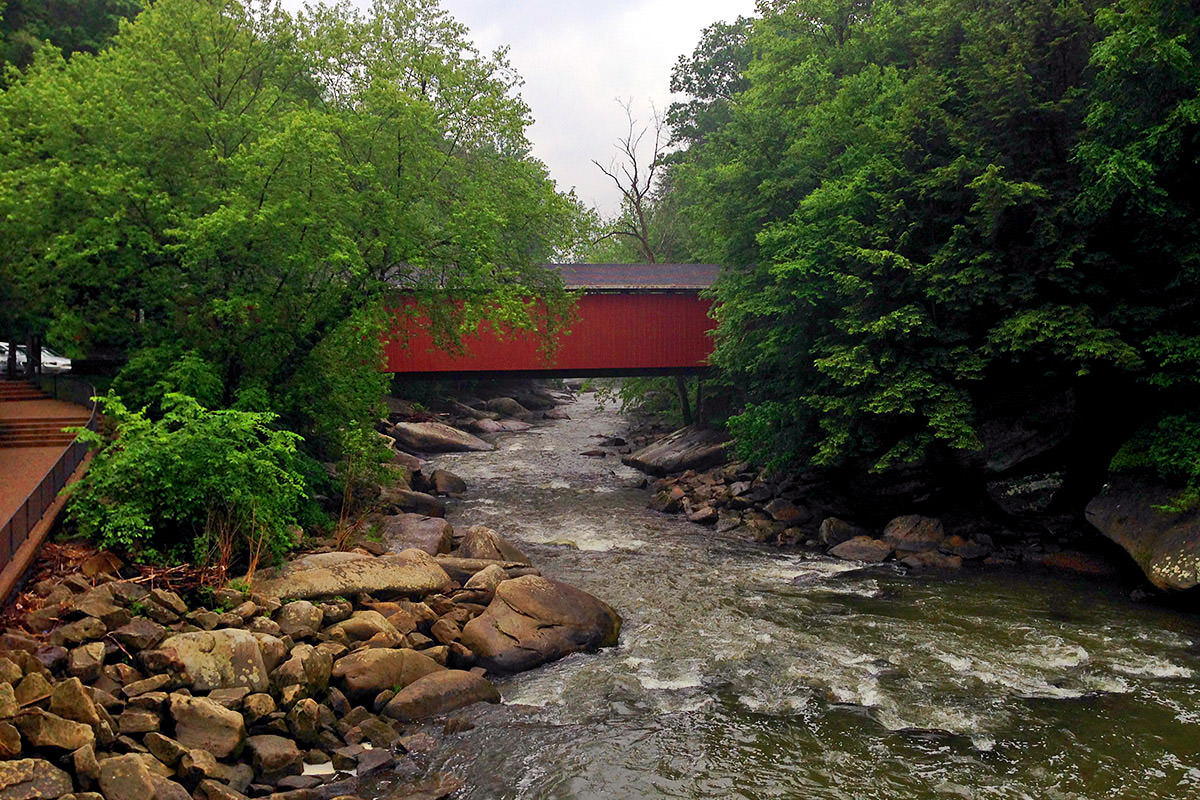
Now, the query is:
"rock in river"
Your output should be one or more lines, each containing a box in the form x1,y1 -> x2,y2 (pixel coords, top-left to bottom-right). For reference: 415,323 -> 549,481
381,670 -> 500,722
460,575 -> 621,673
622,426 -> 730,477
1086,475 -> 1200,590
390,422 -> 494,453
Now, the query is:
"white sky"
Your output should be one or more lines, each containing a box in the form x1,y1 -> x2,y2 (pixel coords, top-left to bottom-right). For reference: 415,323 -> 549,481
437,1 -> 758,214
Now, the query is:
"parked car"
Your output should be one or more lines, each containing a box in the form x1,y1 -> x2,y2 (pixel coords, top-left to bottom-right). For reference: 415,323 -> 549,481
0,343 -> 71,374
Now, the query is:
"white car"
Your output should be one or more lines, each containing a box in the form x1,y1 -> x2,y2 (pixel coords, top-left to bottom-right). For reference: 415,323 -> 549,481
0,343 -> 71,374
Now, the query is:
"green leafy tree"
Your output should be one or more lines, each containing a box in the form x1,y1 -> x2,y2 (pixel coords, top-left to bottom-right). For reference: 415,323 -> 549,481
0,0 -> 580,467
670,0 -> 1199,485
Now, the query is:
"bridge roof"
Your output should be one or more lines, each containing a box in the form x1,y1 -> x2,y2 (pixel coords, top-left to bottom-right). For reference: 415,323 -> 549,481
550,263 -> 720,291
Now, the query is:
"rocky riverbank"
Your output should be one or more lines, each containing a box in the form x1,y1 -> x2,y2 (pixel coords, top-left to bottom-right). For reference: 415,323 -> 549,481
0,383 -> 622,800
611,423 -> 1131,582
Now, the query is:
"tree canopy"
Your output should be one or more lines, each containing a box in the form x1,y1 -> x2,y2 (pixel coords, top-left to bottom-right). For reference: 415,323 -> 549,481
666,0 -> 1200,499
0,0 -> 582,464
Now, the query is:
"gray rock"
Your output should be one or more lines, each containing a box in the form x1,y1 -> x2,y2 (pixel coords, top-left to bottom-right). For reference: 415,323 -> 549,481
14,709 -> 94,750
142,630 -> 273,692
0,758 -> 73,800
881,515 -> 945,553
331,648 -> 443,699
324,611 -> 403,647
380,514 -> 454,555
484,397 -> 529,417
986,472 -> 1064,516
454,526 -> 531,565
244,735 -> 303,783
819,517 -> 871,548
901,551 -> 964,570
390,422 -> 494,453
98,754 -> 189,800
431,469 -> 467,497
253,549 -> 452,601
111,619 -> 167,651
381,670 -> 500,722
460,576 -> 621,674
463,564 -> 507,600
168,694 -> 246,758
273,601 -> 323,640
379,488 -> 446,518
621,426 -> 731,477
1086,475 -> 1200,590
828,536 -> 893,563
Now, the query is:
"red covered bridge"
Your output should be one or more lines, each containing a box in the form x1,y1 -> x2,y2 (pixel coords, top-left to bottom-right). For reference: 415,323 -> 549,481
383,264 -> 719,377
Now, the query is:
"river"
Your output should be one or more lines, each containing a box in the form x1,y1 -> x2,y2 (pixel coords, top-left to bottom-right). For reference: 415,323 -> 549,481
380,392 -> 1200,799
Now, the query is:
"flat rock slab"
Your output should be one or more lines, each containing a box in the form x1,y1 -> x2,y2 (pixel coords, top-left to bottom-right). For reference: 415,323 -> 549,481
254,549 -> 452,600
460,575 -> 621,674
391,422 -> 494,453
622,426 -> 730,477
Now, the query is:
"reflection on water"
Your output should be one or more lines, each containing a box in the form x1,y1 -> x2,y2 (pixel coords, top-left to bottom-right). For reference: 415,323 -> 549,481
387,394 -> 1200,800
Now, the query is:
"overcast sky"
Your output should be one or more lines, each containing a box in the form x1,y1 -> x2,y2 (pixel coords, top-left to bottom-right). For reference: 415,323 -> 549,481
437,1 -> 758,214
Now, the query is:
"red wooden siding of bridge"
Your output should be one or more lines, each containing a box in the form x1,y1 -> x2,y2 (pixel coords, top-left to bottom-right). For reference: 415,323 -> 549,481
383,291 -> 716,376
383,265 -> 721,376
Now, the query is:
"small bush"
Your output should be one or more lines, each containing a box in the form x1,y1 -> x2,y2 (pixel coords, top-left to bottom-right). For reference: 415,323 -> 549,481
1110,413 -> 1200,512
69,392 -> 306,571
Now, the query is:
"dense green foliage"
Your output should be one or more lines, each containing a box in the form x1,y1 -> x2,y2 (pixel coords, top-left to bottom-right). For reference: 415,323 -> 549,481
664,0 -> 1200,498
1,0 -> 140,75
69,393 -> 306,566
0,0 -> 584,562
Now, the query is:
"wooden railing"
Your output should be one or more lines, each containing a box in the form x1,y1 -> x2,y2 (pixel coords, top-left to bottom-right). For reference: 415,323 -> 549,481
0,378 -> 98,572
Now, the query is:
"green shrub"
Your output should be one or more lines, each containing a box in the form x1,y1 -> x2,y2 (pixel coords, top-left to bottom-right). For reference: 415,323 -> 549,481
1110,413 -> 1200,512
68,392 -> 305,568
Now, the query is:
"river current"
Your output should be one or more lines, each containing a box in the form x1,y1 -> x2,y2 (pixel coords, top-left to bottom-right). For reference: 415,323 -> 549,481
383,393 -> 1200,799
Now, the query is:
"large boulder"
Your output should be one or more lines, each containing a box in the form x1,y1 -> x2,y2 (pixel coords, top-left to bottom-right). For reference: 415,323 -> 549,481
381,514 -> 454,555
253,549 -> 452,601
390,422 -> 494,453
460,576 -> 621,674
140,629 -> 274,692
828,536 -> 893,563
484,397 -> 529,418
331,649 -> 443,699
454,526 -> 531,565
622,427 -> 730,477
881,515 -> 945,553
0,759 -> 73,800
1086,475 -> 1200,590
470,418 -> 532,434
381,670 -> 500,722
378,488 -> 446,518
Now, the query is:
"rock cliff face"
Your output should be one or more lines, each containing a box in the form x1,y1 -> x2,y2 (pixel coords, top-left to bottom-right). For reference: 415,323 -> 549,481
1086,476 -> 1200,590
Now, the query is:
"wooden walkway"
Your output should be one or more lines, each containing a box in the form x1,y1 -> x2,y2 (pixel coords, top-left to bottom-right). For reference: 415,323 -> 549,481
0,384 -> 91,523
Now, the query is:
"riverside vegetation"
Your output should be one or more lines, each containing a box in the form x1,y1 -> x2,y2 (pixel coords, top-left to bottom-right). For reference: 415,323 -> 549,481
1,0 -> 1200,795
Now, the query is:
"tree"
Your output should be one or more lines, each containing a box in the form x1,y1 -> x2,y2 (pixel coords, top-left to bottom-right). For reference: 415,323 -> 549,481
0,0 -> 580,467
0,0 -> 141,76
671,0 -> 1171,481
